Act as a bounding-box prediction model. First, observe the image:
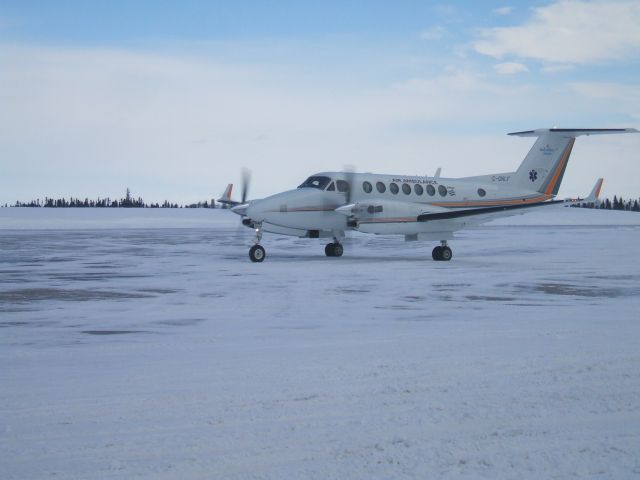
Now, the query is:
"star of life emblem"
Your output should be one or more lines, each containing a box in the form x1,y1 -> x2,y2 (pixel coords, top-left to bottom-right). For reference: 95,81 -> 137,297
529,169 -> 538,182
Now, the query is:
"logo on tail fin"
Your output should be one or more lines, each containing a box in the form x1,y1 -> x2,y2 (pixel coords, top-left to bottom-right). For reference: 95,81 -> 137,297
529,169 -> 538,182
539,144 -> 554,155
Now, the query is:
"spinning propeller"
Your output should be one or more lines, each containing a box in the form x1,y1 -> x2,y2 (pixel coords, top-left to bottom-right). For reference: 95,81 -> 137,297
240,168 -> 251,204
343,165 -> 355,205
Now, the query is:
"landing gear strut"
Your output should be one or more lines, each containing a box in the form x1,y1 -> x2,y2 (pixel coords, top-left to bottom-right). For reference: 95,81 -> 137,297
325,237 -> 344,257
249,223 -> 266,262
432,241 -> 452,261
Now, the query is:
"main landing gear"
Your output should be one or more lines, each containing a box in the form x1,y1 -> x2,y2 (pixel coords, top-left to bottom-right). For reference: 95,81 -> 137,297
325,235 -> 344,257
249,223 -> 266,262
325,242 -> 343,257
432,241 -> 453,262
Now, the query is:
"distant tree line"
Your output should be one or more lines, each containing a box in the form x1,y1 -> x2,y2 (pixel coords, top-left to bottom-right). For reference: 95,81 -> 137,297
7,190 -> 639,212
7,188 -> 218,209
571,196 -> 640,212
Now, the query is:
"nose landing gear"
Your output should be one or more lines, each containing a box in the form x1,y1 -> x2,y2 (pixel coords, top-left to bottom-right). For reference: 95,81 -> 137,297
432,241 -> 453,261
249,223 -> 266,262
249,244 -> 265,262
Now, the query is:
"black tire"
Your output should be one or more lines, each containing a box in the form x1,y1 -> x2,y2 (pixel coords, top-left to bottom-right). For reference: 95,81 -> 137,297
325,243 -> 335,257
249,244 -> 266,262
441,246 -> 452,261
432,246 -> 442,261
333,243 -> 343,257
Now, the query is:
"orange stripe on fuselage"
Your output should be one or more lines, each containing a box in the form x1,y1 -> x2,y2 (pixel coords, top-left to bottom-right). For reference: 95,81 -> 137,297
544,138 -> 575,196
431,195 -> 552,208
269,207 -> 338,213
358,217 -> 417,224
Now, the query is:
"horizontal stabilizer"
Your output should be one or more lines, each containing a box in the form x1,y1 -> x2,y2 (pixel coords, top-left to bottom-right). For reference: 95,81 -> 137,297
508,128 -> 638,137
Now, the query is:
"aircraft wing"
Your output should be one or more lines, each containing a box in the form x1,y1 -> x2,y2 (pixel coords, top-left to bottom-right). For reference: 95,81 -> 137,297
417,200 -> 565,222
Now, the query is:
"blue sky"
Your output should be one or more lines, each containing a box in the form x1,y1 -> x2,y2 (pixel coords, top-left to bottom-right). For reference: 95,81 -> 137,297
0,1 -> 528,43
1,1 -> 639,203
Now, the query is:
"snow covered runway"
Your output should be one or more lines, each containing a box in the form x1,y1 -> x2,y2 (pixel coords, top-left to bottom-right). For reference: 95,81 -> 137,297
1,208 -> 639,479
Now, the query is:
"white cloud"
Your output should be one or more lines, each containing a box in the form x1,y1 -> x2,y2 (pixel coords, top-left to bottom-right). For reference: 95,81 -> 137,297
492,6 -> 513,15
494,62 -> 528,74
474,0 -> 640,64
420,26 -> 447,41
541,64 -> 575,73
570,81 -> 640,111
0,44 -> 638,203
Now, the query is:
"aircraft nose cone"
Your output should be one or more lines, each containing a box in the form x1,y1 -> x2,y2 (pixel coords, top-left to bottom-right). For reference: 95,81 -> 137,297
231,203 -> 249,216
245,200 -> 267,221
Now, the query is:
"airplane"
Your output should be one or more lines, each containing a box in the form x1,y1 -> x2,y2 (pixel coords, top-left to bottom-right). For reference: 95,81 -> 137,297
217,170 -> 251,208
563,177 -> 604,206
230,128 -> 637,262
217,184 -> 236,207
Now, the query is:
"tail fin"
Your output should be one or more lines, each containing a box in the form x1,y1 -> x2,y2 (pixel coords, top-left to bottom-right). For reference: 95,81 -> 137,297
217,184 -> 236,206
509,128 -> 637,197
585,177 -> 603,203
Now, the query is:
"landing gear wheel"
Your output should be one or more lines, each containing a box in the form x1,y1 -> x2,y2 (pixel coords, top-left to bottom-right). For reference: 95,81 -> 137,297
325,243 -> 335,257
325,242 -> 344,257
249,244 -> 266,262
432,246 -> 452,261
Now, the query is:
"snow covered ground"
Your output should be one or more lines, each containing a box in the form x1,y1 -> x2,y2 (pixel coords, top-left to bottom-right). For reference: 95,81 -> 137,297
1,207 -> 639,479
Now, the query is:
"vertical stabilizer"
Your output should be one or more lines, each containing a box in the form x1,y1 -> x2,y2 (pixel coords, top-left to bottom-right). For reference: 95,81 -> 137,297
584,178 -> 604,202
508,128 -> 638,196
585,178 -> 604,203
217,184 -> 236,205
511,134 -> 575,195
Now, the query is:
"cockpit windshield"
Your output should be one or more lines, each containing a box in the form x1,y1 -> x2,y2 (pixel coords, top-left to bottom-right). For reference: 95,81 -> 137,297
298,176 -> 331,190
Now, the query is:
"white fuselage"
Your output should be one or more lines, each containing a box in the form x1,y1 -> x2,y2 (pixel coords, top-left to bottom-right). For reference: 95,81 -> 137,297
241,171 -> 547,238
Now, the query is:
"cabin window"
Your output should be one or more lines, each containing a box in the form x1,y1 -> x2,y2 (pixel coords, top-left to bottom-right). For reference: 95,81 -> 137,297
477,188 -> 486,197
390,182 -> 399,194
326,182 -> 335,191
426,185 -> 436,196
438,185 -> 447,197
402,184 -> 411,195
298,176 -> 331,190
336,180 -> 350,193
414,184 -> 424,195
376,181 -> 386,193
362,181 -> 373,193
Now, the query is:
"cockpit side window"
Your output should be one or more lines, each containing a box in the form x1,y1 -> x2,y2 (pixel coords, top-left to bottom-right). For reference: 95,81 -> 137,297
336,180 -> 350,193
298,176 -> 331,190
326,182 -> 336,191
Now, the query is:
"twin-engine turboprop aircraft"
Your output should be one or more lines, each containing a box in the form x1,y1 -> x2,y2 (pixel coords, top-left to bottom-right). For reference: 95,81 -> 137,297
230,128 -> 637,262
